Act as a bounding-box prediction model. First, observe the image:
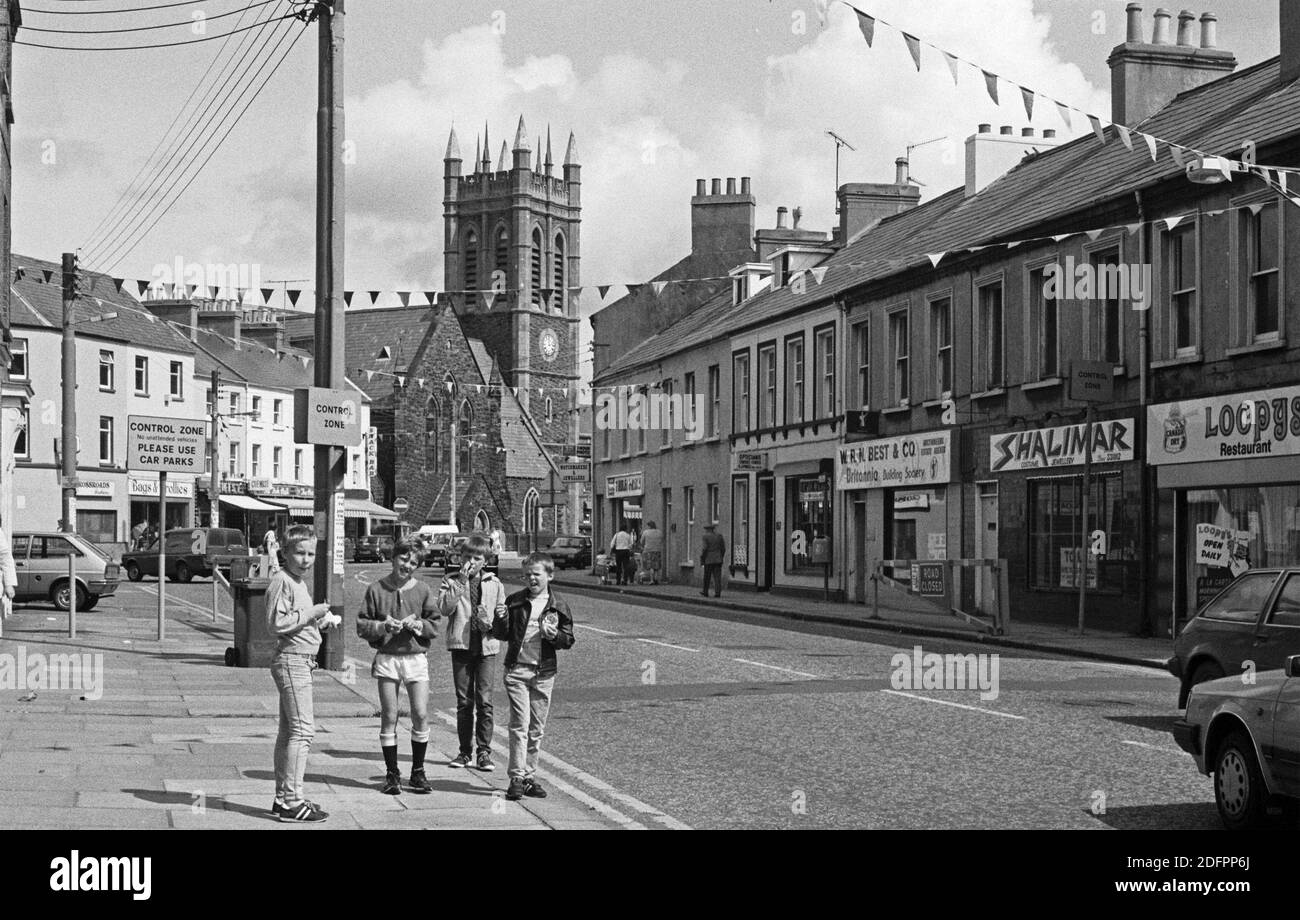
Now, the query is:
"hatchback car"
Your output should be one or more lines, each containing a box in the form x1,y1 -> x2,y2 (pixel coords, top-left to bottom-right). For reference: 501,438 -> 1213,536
353,533 -> 393,563
11,532 -> 120,611
546,535 -> 592,569
1175,656 -> 1300,829
121,527 -> 249,583
1168,567 -> 1300,708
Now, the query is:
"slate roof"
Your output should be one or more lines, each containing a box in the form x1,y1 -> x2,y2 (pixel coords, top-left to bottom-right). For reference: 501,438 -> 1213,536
281,306 -> 437,403
599,56 -> 1300,378
9,253 -> 194,354
190,328 -> 333,392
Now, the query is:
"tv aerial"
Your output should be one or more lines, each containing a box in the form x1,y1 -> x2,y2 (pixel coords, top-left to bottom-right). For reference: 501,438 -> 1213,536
904,135 -> 947,187
827,130 -> 857,212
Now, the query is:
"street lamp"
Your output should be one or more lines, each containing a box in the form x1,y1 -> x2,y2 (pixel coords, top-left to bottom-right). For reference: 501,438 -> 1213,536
1185,155 -> 1236,185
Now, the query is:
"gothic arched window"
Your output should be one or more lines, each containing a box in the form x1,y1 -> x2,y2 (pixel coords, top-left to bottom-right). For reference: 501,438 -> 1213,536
530,227 -> 543,308
552,233 -> 565,311
464,228 -> 479,294
443,375 -> 458,472
425,396 -> 443,472
495,225 -> 509,281
523,489 -> 540,533
545,397 -> 553,423
459,399 -> 473,474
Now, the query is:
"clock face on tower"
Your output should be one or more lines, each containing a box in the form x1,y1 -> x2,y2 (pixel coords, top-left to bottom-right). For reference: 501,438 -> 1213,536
539,329 -> 559,362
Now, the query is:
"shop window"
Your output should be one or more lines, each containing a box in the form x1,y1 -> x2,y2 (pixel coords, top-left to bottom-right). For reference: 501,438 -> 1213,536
684,486 -> 695,560
733,479 -> 749,568
785,474 -> 831,574
76,511 -> 117,546
1028,473 -> 1134,593
707,483 -> 719,524
1185,485 -> 1300,616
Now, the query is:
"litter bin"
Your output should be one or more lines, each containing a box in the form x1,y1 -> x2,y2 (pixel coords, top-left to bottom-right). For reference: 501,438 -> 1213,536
225,562 -> 276,668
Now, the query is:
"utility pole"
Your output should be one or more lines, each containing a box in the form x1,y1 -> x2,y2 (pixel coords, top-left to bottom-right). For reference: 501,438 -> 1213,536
449,411 -> 457,528
60,252 -> 78,533
209,370 -> 221,527
314,0 -> 347,670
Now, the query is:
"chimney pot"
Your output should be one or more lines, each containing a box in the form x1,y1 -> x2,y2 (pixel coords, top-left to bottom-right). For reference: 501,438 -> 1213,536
1200,12 -> 1217,49
895,157 -> 909,184
1043,129 -> 1057,139
978,123 -> 992,134
726,177 -> 737,194
1021,127 -> 1035,137
1152,8 -> 1172,44
1000,125 -> 1014,135
776,207 -> 788,229
711,178 -> 722,195
741,176 -> 752,194
793,207 -> 802,229
696,179 -> 706,196
1176,10 -> 1195,46
1125,3 -> 1143,42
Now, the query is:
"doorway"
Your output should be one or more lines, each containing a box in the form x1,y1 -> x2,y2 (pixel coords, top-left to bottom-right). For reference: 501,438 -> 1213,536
758,476 -> 774,590
853,500 -> 867,602
976,481 -> 999,614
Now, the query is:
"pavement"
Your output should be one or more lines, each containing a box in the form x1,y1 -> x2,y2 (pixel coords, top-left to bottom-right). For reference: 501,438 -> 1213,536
0,592 -> 620,830
552,571 -> 1176,670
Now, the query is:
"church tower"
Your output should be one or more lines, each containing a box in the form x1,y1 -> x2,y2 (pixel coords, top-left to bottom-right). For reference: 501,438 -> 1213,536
442,117 -> 581,453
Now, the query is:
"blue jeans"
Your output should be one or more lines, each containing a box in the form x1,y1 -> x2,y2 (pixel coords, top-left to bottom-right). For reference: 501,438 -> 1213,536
271,652 -> 316,807
503,665 -> 555,780
451,649 -> 496,756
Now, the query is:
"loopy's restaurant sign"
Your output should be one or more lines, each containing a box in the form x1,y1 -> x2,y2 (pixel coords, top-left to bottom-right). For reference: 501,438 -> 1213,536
1148,386 -> 1300,465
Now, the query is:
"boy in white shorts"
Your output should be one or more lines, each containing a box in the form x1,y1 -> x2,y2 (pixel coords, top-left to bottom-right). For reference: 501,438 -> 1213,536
356,538 -> 441,794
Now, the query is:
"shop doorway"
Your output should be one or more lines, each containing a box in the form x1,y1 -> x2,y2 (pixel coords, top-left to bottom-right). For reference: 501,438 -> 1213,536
757,476 -> 774,590
853,499 -> 867,602
976,482 -> 999,615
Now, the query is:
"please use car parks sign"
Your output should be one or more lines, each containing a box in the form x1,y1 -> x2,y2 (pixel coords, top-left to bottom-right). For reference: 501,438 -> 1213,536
127,416 -> 206,473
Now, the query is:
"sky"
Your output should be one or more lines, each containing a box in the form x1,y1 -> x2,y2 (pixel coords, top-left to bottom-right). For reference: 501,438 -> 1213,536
10,0 -> 1285,380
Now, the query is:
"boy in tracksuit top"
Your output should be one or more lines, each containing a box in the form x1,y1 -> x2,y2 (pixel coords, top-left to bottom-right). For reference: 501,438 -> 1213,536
436,532 -> 508,771
491,552 -> 576,801
356,539 -> 441,795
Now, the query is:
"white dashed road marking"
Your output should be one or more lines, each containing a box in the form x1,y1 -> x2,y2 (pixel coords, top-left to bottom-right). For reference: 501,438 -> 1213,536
637,638 -> 699,653
1120,739 -> 1184,755
730,658 -> 819,679
576,624 -> 620,636
880,688 -> 1026,720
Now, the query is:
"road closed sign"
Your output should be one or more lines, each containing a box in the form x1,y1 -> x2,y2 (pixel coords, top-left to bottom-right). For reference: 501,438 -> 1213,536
127,416 -> 206,473
294,386 -> 361,446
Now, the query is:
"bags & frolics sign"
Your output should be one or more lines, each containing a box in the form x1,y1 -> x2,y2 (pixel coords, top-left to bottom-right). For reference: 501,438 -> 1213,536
1148,387 -> 1300,465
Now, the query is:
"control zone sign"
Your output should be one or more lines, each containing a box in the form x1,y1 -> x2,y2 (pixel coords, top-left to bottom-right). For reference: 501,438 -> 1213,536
128,416 -> 206,474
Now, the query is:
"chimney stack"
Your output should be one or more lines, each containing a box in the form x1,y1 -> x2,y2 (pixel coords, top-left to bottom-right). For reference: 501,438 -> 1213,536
711,178 -> 722,195
776,207 -> 788,229
895,157 -> 909,184
836,158 -> 921,241
965,125 -> 1062,197
1108,6 -> 1236,125
726,177 -> 737,194
690,176 -> 756,256
1283,2 -> 1300,86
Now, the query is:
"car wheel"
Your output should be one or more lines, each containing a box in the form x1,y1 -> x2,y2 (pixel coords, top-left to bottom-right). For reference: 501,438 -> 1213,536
82,595 -> 99,611
174,562 -> 193,584
1215,729 -> 1269,830
126,561 -> 142,582
52,581 -> 87,612
1190,660 -> 1225,687
224,647 -> 239,667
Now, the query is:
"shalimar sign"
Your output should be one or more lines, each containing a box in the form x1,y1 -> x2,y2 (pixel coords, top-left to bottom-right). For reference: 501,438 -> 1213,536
989,418 -> 1135,473
1148,386 -> 1300,465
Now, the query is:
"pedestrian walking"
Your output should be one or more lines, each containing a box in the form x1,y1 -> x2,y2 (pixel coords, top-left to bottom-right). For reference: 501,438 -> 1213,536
262,525 -> 281,574
266,524 -> 341,823
130,520 -> 148,551
356,539 -> 441,795
436,532 -> 507,772
0,516 -> 15,619
639,522 -> 664,585
699,523 -> 725,598
492,553 -> 576,801
609,524 -> 635,586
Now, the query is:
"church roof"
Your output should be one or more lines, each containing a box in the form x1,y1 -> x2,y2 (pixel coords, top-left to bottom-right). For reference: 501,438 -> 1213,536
501,397 -> 551,479
281,306 -> 437,403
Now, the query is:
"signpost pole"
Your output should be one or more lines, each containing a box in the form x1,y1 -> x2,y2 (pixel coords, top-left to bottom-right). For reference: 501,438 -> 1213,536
60,253 -> 78,535
1077,405 -> 1093,635
67,551 -> 76,639
158,470 -> 167,641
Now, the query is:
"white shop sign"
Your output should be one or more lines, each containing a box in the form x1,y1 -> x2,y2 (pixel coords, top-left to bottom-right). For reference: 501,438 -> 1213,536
989,418 -> 1135,472
835,431 -> 951,490
129,477 -> 194,499
606,471 -> 644,499
1149,386 -> 1300,465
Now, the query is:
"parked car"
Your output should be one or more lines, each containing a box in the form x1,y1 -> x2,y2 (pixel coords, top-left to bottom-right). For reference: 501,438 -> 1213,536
11,532 -> 121,611
421,534 -> 455,568
444,533 -> 499,574
546,535 -> 592,569
121,527 -> 249,583
1167,568 -> 1300,707
353,533 -> 393,563
1174,656 -> 1300,829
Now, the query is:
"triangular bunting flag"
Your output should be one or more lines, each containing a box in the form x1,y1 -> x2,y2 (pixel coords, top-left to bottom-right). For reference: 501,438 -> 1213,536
185,285 -> 196,299
111,277 -> 124,293
1125,222 -> 1142,235
1020,86 -> 1034,121
1054,101 -> 1072,129
12,267 -> 23,283
261,287 -> 274,305
369,291 -> 381,306
1142,133 -> 1158,162
901,32 -> 921,71
1165,216 -> 1184,231
1088,115 -> 1106,144
651,281 -> 667,297
1006,240 -> 1022,249
1205,210 -> 1225,218
1085,229 -> 1105,242
982,70 -> 998,104
287,289 -> 302,307
42,270 -> 52,284
425,291 -> 438,305
483,291 -> 497,311
344,291 -> 354,307
854,9 -> 875,46
1116,125 -> 1133,151
926,253 -> 944,268
810,266 -> 828,284
365,370 -> 375,381
598,284 -> 611,301
1051,234 -> 1072,243
416,378 -> 426,389
1170,147 -> 1187,169
511,387 -> 519,398
942,51 -> 959,84
137,279 -> 149,296
397,291 -> 410,307
1248,203 -> 1266,216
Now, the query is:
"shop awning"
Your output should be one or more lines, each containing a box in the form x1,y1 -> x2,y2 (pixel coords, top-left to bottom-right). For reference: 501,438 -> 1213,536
270,497 -> 314,518
219,494 -> 287,513
622,501 -> 643,520
347,499 -> 397,520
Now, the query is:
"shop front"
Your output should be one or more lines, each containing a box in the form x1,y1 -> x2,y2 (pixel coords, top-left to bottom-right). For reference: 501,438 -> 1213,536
836,429 -> 953,603
127,474 -> 194,539
605,471 -> 644,537
1148,388 -> 1300,634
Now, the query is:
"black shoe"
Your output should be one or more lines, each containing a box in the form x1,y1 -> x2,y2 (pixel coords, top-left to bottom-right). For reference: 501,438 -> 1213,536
272,800 -> 329,819
277,801 -> 328,823
506,778 -> 527,801
408,769 -> 432,794
476,750 -> 495,772
699,592 -> 708,597
448,752 -> 472,769
523,778 -> 548,799
382,770 -> 402,795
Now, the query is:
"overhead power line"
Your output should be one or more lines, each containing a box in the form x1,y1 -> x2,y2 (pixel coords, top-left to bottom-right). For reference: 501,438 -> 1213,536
15,12 -> 296,50
24,0 -> 279,33
24,0 -> 243,14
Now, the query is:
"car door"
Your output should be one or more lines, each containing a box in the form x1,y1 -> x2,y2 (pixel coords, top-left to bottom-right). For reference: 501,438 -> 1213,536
1192,571 -> 1283,675
10,534 -> 31,599
1256,572 -> 1300,675
1268,666 -> 1300,796
33,535 -> 82,596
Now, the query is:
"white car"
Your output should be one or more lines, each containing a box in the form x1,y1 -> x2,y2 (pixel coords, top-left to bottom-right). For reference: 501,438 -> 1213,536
1175,655 -> 1300,830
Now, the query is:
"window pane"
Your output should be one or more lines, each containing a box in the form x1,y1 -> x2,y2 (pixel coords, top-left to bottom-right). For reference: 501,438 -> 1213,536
1200,572 -> 1277,623
1254,273 -> 1279,335
1268,574 -> 1300,628
1256,206 -> 1278,271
